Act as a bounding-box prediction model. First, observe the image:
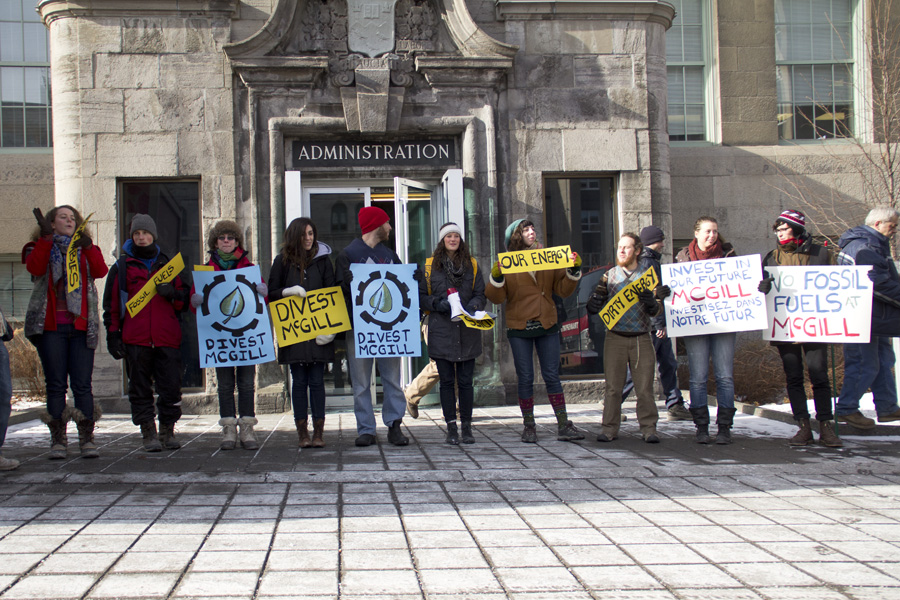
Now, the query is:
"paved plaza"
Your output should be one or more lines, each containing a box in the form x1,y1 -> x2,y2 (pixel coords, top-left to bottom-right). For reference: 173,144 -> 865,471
0,403 -> 899,600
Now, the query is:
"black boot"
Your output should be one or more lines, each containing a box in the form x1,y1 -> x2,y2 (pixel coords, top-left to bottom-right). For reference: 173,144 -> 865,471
689,406 -> 711,444
460,420 -> 475,444
445,421 -> 459,445
140,421 -> 162,452
158,421 -> 181,450
716,407 -> 737,445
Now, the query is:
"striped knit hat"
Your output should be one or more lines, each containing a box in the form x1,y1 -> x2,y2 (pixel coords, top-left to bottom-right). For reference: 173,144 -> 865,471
776,209 -> 805,230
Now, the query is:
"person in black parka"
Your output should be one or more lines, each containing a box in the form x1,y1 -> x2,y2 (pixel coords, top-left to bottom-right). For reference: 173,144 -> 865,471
419,223 -> 486,444
268,218 -> 336,448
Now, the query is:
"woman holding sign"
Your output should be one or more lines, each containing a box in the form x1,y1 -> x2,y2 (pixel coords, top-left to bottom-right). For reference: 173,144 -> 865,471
268,217 -> 335,449
671,216 -> 738,444
190,221 -> 267,451
419,223 -> 486,444
26,206 -> 108,459
485,219 -> 584,443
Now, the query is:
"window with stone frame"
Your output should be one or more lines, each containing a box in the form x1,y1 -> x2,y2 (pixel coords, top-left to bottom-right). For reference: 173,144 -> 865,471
776,0 -> 855,140
0,256 -> 32,319
666,0 -> 708,142
0,0 -> 51,148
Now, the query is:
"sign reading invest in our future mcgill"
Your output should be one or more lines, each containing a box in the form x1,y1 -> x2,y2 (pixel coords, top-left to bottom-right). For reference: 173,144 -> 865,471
762,265 -> 872,343
350,264 -> 421,358
194,266 -> 276,368
662,255 -> 768,337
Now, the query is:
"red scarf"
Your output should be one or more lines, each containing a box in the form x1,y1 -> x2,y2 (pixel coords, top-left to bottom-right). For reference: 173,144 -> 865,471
687,238 -> 724,261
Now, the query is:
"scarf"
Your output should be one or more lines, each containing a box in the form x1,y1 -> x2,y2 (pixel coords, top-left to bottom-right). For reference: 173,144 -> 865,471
49,234 -> 84,317
124,239 -> 159,270
441,254 -> 466,287
212,247 -> 242,271
687,238 -> 724,261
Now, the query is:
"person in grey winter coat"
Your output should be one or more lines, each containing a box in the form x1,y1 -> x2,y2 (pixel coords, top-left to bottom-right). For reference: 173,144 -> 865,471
419,223 -> 486,444
268,217 -> 336,448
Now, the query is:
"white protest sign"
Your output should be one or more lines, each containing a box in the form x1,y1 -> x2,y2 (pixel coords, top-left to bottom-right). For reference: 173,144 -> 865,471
663,254 -> 767,337
763,265 -> 872,343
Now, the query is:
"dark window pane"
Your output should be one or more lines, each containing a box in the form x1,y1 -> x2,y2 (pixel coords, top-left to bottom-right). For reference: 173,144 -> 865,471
24,105 -> 46,146
1,105 -> 24,146
1,66 -> 23,103
23,66 -> 47,105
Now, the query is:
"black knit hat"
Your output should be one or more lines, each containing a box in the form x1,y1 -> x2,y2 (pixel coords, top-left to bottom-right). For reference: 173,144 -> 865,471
130,214 -> 158,240
640,226 -> 665,246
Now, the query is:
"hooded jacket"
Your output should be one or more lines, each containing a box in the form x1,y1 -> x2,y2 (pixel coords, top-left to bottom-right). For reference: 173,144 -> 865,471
268,242 -> 336,364
419,256 -> 486,362
838,225 -> 900,337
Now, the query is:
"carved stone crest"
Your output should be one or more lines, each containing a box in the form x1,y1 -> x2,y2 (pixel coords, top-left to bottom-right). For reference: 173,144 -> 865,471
347,0 -> 399,57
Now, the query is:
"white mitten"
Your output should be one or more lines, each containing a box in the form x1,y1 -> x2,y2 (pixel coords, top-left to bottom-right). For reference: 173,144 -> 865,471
283,285 -> 307,297
315,333 -> 336,345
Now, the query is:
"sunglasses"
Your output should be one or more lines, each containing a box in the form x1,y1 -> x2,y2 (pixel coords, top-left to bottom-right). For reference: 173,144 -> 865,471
218,235 -> 236,241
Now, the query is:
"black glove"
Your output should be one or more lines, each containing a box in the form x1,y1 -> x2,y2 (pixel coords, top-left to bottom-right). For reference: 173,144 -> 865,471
412,267 -> 426,283
73,232 -> 92,249
342,269 -> 354,285
586,293 -> 604,315
868,269 -> 878,282
33,208 -> 52,237
655,285 -> 671,300
434,299 -> 451,314
156,282 -> 176,301
107,331 -> 126,360
638,289 -> 656,310
758,276 -> 774,294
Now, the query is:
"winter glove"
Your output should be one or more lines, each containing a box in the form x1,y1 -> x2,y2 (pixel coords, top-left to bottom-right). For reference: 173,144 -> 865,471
655,285 -> 671,300
412,267 -> 426,283
283,285 -> 307,297
586,293 -> 605,315
315,333 -> 336,345
758,276 -> 774,294
253,282 -> 268,298
342,269 -> 354,285
568,252 -> 582,275
434,299 -> 451,314
107,331 -> 126,360
868,269 -> 878,282
72,232 -> 92,249
638,289 -> 656,310
33,208 -> 52,237
491,261 -> 503,283
156,282 -> 176,301
191,293 -> 204,309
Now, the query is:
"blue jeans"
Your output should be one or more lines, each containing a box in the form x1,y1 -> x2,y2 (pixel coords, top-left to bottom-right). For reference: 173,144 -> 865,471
216,365 -> 256,418
289,362 -> 326,421
36,324 -> 96,420
346,338 -> 406,436
837,336 -> 900,417
508,333 -> 563,400
622,333 -> 684,407
0,341 -> 11,450
684,332 -> 735,410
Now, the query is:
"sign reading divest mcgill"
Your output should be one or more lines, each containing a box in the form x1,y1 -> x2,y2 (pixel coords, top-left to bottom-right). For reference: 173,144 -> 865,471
350,264 -> 421,358
292,140 -> 456,168
269,287 -> 351,347
662,255 -> 767,337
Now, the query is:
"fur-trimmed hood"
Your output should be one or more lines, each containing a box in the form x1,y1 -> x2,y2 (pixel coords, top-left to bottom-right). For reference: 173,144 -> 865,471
207,220 -> 244,254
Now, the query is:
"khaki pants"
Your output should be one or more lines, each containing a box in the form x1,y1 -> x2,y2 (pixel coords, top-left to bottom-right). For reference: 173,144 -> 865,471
405,317 -> 439,406
603,331 -> 659,438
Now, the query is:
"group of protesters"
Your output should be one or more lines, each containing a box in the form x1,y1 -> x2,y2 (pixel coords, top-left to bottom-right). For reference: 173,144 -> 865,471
2,202 -> 899,469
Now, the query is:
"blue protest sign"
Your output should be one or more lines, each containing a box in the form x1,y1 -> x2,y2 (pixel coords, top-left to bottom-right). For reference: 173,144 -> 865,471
194,266 -> 277,368
350,263 -> 421,358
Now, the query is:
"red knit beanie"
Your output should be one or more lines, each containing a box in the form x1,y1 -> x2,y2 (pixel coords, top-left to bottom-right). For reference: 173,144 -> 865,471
359,206 -> 390,234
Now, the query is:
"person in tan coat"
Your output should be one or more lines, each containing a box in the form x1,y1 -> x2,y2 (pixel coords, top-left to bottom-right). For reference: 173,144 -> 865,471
485,219 -> 584,443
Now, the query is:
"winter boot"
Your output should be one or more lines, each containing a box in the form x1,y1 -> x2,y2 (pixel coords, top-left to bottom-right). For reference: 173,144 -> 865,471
716,407 -> 737,445
790,418 -> 814,446
311,418 -> 325,448
140,420 -> 162,452
158,421 -> 181,450
238,417 -> 259,450
219,417 -> 238,450
460,420 -> 475,444
295,419 -> 312,448
521,424 -> 537,443
445,421 -> 460,445
388,420 -> 409,446
818,420 -> 843,448
689,406 -> 711,444
41,411 -> 68,460
73,405 -> 102,459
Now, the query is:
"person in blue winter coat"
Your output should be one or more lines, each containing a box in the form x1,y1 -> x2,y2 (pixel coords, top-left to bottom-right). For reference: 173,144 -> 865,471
835,206 -> 900,429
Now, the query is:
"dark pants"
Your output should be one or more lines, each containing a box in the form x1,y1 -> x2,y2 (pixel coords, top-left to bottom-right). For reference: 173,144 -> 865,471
508,333 -> 563,399
622,332 -> 683,408
290,362 -> 326,421
434,358 -> 475,422
124,344 -> 183,425
215,365 -> 256,418
0,341 -> 10,449
37,324 -> 96,420
777,343 -> 833,421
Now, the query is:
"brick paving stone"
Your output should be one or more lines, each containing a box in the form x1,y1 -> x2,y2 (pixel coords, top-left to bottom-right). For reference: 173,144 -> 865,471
2,574 -> 96,599
568,565 -> 664,590
418,568 -> 505,594
110,551 -> 195,573
338,569 -> 420,595
412,547 -> 489,569
174,571 -> 261,597
256,570 -> 338,596
340,548 -> 413,570
264,550 -> 337,571
89,572 -> 180,598
32,552 -> 120,574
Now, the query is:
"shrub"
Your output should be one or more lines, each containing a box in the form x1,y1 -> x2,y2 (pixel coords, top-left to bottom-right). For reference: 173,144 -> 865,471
7,328 -> 45,401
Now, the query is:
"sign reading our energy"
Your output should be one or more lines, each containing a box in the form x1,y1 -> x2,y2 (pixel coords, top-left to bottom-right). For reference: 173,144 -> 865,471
269,287 -> 351,347
599,267 -> 658,330
763,265 -> 872,343
498,245 -> 574,274
194,266 -> 276,368
126,253 -> 185,318
350,264 -> 421,358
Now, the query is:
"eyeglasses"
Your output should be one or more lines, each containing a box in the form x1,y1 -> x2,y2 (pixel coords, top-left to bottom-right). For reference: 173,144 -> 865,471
218,235 -> 236,241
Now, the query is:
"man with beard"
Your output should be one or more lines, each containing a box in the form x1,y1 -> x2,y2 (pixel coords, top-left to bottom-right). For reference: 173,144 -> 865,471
587,233 -> 662,443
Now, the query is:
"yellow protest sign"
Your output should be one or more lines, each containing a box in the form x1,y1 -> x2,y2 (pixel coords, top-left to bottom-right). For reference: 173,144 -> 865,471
599,267 -> 659,330
460,314 -> 495,330
66,213 -> 93,293
498,245 -> 573,274
126,253 -> 185,318
270,286 -> 351,347
194,265 -> 214,271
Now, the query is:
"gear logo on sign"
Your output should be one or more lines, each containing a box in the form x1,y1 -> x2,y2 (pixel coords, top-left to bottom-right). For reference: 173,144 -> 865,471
355,270 -> 411,331
201,273 -> 262,337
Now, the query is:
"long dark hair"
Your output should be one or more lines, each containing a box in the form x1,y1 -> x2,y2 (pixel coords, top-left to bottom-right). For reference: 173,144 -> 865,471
281,217 -> 319,272
432,223 -> 472,273
33,205 -> 84,239
507,219 -> 535,252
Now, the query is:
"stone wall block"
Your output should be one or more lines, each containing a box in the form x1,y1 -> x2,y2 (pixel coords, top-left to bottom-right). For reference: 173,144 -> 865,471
77,56 -> 95,90
503,20 -> 526,47
719,46 -> 738,72
160,54 -> 227,89
719,22 -> 772,47
204,88 -> 236,132
81,133 -> 97,177
573,55 -> 635,89
122,18 -> 165,54
615,22 -> 647,55
524,21 -> 613,55
720,71 -> 759,98
51,133 -> 81,181
607,88 -> 648,130
168,18 -> 215,54
177,131 -> 236,176
80,89 -> 125,134
561,129 -> 637,171
718,1 -> 757,22
76,19 -> 122,54
515,54 -> 574,89
512,129 -> 562,172
736,46 -> 774,73
722,121 -> 778,145
533,88 -> 609,129
80,178 -> 118,223
96,133 -> 177,177
95,54 -> 160,89
125,89 -> 205,133
739,96 -> 776,122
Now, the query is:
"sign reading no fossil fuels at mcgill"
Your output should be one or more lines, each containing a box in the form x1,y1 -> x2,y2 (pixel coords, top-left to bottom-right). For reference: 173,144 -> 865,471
269,287 -> 351,347
762,266 -> 873,343
194,266 -> 276,368
498,245 -> 574,274
662,254 -> 768,337
292,140 -> 456,167
350,264 -> 421,358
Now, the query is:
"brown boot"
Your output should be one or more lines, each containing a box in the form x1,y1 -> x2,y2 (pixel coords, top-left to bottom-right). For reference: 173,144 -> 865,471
158,422 -> 181,450
818,420 -> 843,448
40,410 -> 68,460
790,418 -> 814,446
295,419 -> 312,448
74,405 -> 101,459
140,420 -> 162,452
311,418 -> 325,448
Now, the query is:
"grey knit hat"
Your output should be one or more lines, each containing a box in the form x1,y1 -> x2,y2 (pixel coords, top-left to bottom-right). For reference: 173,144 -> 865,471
130,214 -> 158,240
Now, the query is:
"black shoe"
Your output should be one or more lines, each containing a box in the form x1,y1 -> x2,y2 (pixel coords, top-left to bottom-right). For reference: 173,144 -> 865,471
388,421 -> 409,446
460,421 -> 475,444
355,433 -> 376,447
716,427 -> 733,445
445,422 -> 459,445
